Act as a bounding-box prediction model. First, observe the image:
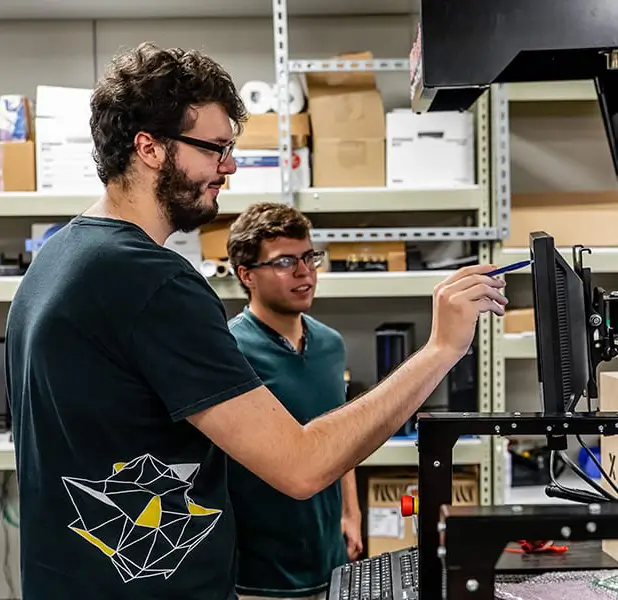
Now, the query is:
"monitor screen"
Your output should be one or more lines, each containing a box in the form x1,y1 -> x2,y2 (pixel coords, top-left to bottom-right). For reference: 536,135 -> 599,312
530,231 -> 590,415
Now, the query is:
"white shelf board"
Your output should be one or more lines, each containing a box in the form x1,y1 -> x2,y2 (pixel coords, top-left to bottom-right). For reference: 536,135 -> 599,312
507,81 -> 597,102
0,0 -> 420,19
0,435 -> 14,471
212,271 -> 451,300
0,271 -> 450,303
360,436 -> 488,467
495,247 -> 618,274
296,186 -> 483,213
0,434 -> 488,473
502,333 -> 536,360
0,277 -> 23,302
0,187 -> 482,218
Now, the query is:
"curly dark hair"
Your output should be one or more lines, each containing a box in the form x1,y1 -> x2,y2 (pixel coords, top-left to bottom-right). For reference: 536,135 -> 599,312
227,202 -> 313,295
90,42 -> 247,185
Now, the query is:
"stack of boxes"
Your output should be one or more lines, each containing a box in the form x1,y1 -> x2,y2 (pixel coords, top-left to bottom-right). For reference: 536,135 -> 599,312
305,52 -> 386,187
229,112 -> 311,193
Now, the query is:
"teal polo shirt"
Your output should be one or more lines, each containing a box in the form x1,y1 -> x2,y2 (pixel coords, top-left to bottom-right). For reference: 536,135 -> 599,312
227,307 -> 349,597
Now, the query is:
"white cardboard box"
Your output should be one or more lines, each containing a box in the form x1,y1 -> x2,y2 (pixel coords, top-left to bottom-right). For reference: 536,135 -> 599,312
386,110 -> 475,189
35,85 -> 103,194
164,231 -> 202,272
228,147 -> 311,192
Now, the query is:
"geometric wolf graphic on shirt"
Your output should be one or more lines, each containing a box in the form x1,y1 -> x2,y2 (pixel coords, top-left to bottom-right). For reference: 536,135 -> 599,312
62,454 -> 222,583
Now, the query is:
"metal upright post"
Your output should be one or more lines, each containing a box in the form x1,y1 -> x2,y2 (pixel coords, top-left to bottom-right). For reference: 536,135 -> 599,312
491,83 -> 511,241
272,0 -> 294,205
474,90 -> 493,507
489,83 -> 512,505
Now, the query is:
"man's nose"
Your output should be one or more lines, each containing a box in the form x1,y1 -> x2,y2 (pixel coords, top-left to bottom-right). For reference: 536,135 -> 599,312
218,153 -> 237,175
295,259 -> 311,276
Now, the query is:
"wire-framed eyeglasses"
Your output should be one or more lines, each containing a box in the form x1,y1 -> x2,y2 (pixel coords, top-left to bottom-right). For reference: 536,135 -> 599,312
248,250 -> 325,272
171,134 -> 235,163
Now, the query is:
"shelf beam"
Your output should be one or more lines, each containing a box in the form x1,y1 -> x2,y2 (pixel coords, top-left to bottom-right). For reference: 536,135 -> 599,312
495,246 -> 618,274
359,437 -> 488,467
507,81 -> 597,102
0,434 -> 491,473
0,187 -> 485,218
0,271 -> 453,303
290,58 -> 409,72
501,334 -> 537,360
212,271 -> 450,300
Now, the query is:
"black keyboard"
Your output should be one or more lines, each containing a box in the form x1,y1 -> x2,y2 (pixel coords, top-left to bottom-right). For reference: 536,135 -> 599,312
328,547 -> 419,600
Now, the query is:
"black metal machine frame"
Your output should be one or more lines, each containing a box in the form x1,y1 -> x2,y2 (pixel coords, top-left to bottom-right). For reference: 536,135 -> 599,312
415,0 -> 618,176
416,411 -> 618,599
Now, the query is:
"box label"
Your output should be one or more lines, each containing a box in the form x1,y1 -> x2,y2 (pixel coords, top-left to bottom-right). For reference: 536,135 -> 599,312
368,507 -> 404,539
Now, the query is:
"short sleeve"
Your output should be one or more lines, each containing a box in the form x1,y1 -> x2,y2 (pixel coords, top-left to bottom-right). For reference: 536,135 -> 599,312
131,271 -> 262,422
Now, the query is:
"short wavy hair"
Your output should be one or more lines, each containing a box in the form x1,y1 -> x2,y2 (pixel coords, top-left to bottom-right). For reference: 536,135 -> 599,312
227,202 -> 313,295
90,42 -> 247,185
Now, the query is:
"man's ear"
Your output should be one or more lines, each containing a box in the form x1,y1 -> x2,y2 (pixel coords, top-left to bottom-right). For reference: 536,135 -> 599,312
235,265 -> 255,292
134,131 -> 167,170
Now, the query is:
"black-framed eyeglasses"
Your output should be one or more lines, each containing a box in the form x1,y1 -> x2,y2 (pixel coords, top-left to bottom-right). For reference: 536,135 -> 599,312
171,135 -> 235,163
248,250 -> 325,272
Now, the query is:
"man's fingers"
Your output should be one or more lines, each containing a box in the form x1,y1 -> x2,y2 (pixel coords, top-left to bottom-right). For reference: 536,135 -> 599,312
437,263 -> 500,287
462,283 -> 509,305
477,298 -> 507,317
441,273 -> 506,298
445,281 -> 508,309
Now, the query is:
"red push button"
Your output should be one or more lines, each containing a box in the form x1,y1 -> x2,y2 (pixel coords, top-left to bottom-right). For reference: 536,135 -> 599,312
401,495 -> 416,517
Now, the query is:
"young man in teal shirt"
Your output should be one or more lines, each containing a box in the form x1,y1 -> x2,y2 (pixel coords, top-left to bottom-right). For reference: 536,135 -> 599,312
227,203 -> 363,599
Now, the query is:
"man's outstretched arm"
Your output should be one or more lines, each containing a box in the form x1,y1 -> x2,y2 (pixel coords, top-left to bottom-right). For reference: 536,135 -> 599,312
186,264 -> 507,499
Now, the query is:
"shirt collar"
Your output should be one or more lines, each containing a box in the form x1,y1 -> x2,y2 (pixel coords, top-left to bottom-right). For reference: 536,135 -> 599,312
242,306 -> 308,354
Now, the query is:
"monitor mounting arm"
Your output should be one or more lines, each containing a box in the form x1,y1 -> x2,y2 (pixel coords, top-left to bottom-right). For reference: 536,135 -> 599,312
573,245 -> 618,401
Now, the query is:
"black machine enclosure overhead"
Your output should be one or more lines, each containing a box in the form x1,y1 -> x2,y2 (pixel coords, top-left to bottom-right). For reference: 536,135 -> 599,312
416,0 -> 618,175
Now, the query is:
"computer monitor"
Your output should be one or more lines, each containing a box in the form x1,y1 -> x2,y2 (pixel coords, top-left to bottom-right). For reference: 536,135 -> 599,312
529,231 -> 590,416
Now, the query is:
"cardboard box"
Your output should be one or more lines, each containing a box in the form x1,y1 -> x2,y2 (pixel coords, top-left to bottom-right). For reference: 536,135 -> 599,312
367,470 -> 478,557
199,219 -> 235,260
505,192 -> 618,248
307,51 -> 385,187
386,110 -> 475,188
236,113 -> 310,150
312,138 -> 383,188
504,308 -> 535,334
0,141 -> 36,191
328,241 -> 406,271
599,372 -> 618,561
35,85 -> 103,194
228,147 -> 310,193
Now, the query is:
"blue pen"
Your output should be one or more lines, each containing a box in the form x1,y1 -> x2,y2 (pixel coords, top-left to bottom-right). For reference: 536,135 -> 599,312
486,259 -> 532,277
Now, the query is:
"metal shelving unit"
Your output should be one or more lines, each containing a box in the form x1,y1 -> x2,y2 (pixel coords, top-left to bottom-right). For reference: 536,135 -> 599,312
270,0 -> 501,502
0,1 -> 514,507
490,79 -> 615,505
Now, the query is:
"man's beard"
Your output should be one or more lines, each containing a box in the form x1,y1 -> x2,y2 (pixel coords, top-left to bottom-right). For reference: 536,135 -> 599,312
154,150 -> 224,233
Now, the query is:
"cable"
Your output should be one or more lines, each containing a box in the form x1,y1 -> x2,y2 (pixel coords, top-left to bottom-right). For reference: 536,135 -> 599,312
547,450 -> 611,504
576,433 -> 618,497
558,450 -> 616,501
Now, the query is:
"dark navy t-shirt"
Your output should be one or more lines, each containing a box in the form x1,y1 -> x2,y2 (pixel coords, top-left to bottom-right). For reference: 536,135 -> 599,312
5,216 -> 261,600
